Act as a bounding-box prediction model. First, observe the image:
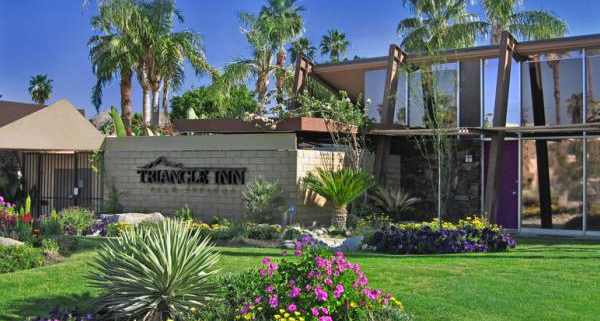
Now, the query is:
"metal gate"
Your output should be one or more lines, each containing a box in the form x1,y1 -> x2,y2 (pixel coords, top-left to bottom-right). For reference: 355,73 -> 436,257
23,152 -> 103,216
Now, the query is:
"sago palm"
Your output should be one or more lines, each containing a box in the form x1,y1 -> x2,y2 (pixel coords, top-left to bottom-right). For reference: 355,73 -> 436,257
368,186 -> 420,220
302,167 -> 374,229
398,0 -> 488,52
28,74 -> 53,105
320,29 -> 350,62
88,218 -> 221,320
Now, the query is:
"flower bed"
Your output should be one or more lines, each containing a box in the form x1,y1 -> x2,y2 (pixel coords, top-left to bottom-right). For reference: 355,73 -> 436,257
365,217 -> 516,254
204,238 -> 408,321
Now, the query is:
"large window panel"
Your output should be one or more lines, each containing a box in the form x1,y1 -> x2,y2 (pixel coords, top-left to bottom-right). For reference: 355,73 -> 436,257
364,69 -> 387,123
408,63 -> 458,128
459,60 -> 481,127
586,49 -> 600,122
586,137 -> 600,231
521,51 -> 583,126
521,138 -> 583,230
483,58 -> 521,127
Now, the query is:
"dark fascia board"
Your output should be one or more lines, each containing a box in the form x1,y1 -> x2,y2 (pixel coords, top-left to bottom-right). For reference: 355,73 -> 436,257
314,33 -> 600,72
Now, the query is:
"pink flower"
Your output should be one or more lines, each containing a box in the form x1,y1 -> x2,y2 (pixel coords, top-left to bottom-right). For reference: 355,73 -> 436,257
290,287 -> 301,298
311,308 -> 320,316
266,285 -> 275,293
321,307 -> 329,315
315,286 -> 328,301
333,284 -> 344,298
261,257 -> 272,265
289,279 -> 296,285
305,284 -> 312,291
294,250 -> 302,256
319,316 -> 333,321
324,278 -> 332,285
259,269 -> 267,276
255,297 -> 261,303
288,303 -> 297,312
280,251 -> 287,256
268,294 -> 279,307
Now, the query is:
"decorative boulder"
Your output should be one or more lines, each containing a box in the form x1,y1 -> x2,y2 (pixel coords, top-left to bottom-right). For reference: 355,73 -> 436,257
100,212 -> 164,225
0,236 -> 24,247
339,235 -> 364,252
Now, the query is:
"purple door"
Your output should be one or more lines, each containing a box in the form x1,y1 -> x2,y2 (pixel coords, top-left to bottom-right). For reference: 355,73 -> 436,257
484,141 -> 519,229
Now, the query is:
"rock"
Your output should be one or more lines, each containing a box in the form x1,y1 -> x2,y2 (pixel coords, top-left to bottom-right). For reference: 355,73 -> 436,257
340,235 -> 364,252
0,236 -> 23,247
280,240 -> 297,249
361,244 -> 370,251
100,212 -> 164,225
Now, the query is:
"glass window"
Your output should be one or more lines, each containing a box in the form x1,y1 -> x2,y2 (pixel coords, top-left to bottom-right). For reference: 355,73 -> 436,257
521,138 -> 583,230
586,49 -> 600,122
408,63 -> 458,128
521,51 -> 583,126
586,137 -> 600,231
483,58 -> 521,127
459,60 -> 481,127
394,70 -> 408,125
364,69 -> 386,123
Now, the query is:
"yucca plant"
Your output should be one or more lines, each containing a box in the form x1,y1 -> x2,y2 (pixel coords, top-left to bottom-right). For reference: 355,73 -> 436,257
302,167 -> 374,229
88,218 -> 220,320
241,177 -> 287,223
368,186 -> 420,220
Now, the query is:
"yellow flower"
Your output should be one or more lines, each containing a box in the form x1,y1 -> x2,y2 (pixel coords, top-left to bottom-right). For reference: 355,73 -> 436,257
250,305 -> 255,310
299,318 -> 305,321
235,316 -> 241,320
167,319 -> 174,321
257,307 -> 263,311
294,311 -> 301,316
243,312 -> 253,320
190,307 -> 196,312
279,309 -> 286,314
350,302 -> 358,308
274,315 -> 281,319
284,312 -> 290,317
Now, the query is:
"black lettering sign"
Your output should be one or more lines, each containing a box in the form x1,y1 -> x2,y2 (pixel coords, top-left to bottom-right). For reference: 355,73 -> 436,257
136,157 -> 246,186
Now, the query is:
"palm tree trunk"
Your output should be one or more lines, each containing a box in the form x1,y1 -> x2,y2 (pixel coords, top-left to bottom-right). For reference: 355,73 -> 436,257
587,57 -> 596,121
161,80 -> 170,126
276,49 -> 286,104
120,71 -> 133,135
549,61 -> 561,124
137,66 -> 152,126
256,72 -> 269,115
332,206 -> 347,229
151,82 -> 161,127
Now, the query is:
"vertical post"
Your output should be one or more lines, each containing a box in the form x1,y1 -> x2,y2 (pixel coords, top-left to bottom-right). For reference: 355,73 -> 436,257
374,45 -> 407,183
529,61 -> 553,229
484,31 -> 517,223
291,55 -> 315,110
73,152 -> 79,207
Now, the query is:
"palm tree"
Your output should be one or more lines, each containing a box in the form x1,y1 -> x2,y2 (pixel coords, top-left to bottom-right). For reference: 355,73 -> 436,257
258,0 -> 304,102
320,29 -> 350,62
288,37 -> 317,62
28,74 -> 53,106
398,0 -> 488,52
302,167 -> 374,229
220,14 -> 278,114
89,0 -> 142,133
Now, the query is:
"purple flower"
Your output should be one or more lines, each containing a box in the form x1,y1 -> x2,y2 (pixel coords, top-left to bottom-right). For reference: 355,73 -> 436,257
266,285 -> 275,293
333,284 -> 344,298
319,316 -> 333,321
288,304 -> 297,312
314,286 -> 328,301
290,287 -> 301,298
311,308 -> 320,316
268,294 -> 279,308
294,249 -> 302,256
261,257 -> 272,265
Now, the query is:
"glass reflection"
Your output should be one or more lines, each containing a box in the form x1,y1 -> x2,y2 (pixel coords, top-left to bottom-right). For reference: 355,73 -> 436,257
483,58 -> 521,127
586,50 -> 600,122
364,69 -> 386,123
521,51 -> 583,126
586,137 -> 600,231
521,138 -> 583,230
408,63 -> 457,128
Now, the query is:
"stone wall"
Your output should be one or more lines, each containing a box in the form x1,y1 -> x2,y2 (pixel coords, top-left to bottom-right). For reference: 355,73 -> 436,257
103,135 -> 346,225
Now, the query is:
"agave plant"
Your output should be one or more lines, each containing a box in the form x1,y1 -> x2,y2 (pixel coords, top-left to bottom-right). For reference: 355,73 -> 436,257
368,186 -> 420,220
302,167 -> 374,229
88,218 -> 220,320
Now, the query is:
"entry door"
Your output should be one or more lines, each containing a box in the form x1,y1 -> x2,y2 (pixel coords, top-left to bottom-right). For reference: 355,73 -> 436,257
483,141 -> 519,229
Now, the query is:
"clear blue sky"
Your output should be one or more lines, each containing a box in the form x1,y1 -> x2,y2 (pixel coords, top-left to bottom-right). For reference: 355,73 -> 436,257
1,0 -> 599,117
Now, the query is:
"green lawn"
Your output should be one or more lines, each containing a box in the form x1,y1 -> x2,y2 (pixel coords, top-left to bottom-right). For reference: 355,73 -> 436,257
1,236 -> 600,320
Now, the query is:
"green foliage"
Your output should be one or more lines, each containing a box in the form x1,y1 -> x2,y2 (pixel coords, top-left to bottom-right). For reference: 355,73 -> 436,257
241,177 -> 287,223
247,224 -> 281,240
59,207 -> 95,236
55,236 -> 79,257
40,210 -> 63,236
170,85 -> 257,120
107,222 -> 134,237
368,186 -> 420,220
302,168 -> 374,209
89,219 -> 221,320
110,106 -> 127,137
320,29 -> 351,62
41,238 -> 60,254
0,244 -> 44,273
103,180 -> 123,214
174,204 -> 193,221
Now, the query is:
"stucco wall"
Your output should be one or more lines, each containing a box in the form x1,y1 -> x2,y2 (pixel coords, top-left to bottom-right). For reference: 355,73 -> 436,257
102,135 -> 347,225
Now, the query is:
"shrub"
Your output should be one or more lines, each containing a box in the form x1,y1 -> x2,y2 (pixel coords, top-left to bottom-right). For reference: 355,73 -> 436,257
248,224 -> 282,240
242,177 -> 288,224
33,307 -> 95,321
39,210 -> 63,236
103,180 -> 124,214
89,219 -> 220,320
60,207 -> 95,236
303,168 -> 374,229
174,204 -> 193,221
56,236 -> 79,257
41,238 -> 60,254
106,222 -> 133,237
86,217 -> 110,236
0,244 -> 44,273
366,217 -> 517,254
367,186 -> 420,220
219,239 -> 407,320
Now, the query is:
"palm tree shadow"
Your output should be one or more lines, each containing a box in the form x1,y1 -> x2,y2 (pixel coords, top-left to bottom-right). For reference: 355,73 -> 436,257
0,292 -> 95,321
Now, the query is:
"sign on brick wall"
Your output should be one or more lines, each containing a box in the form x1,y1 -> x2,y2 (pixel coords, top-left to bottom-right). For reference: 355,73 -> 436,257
136,157 -> 246,185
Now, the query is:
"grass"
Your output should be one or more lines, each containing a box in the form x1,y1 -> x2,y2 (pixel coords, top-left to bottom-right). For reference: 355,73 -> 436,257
1,236 -> 600,320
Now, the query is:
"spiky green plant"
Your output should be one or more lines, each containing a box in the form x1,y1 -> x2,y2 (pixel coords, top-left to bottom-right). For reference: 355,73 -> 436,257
302,168 -> 374,229
110,106 -> 127,137
88,218 -> 220,320
368,186 -> 420,220
241,177 -> 287,223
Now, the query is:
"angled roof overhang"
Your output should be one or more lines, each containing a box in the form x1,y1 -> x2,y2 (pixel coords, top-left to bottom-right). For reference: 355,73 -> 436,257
0,99 -> 104,151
